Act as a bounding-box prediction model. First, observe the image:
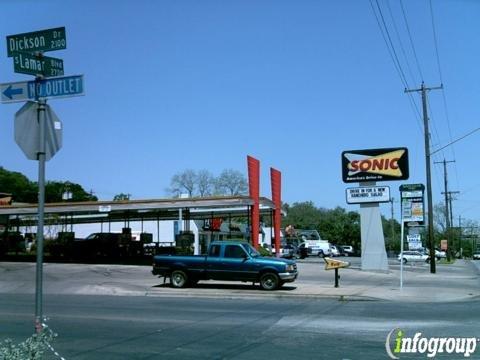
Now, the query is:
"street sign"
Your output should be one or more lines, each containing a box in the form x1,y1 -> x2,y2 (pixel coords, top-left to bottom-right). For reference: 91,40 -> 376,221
400,183 -> 425,224
14,101 -> 62,161
1,75 -> 84,103
441,239 -> 448,251
324,258 -> 350,270
7,27 -> 66,57
407,234 -> 422,250
14,52 -> 64,77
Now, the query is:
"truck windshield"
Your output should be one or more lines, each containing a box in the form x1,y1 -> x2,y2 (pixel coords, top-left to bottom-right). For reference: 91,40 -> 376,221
242,243 -> 260,258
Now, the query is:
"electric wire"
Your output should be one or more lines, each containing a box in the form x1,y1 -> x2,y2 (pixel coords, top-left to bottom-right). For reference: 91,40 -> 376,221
399,0 -> 424,81
369,0 -> 423,135
428,0 -> 460,191
386,0 -> 417,86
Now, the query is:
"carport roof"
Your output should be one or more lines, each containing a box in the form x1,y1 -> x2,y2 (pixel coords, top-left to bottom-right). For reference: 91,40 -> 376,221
0,196 -> 276,224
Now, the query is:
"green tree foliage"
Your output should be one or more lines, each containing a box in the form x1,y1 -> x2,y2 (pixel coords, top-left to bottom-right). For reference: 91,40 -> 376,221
282,202 -> 361,247
44,181 -> 97,202
0,167 -> 36,202
0,167 -> 97,203
113,193 -> 131,201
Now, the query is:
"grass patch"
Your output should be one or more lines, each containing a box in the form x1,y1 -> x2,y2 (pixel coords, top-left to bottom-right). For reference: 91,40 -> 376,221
437,258 -> 456,265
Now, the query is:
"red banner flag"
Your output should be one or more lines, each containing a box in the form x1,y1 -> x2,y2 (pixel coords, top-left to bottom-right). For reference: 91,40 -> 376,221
270,168 -> 282,257
247,156 -> 260,249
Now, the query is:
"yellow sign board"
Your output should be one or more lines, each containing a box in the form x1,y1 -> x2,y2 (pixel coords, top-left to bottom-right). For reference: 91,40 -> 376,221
324,257 -> 350,270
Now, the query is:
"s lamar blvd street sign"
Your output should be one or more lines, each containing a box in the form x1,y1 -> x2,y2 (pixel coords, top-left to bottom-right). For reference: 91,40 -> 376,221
346,186 -> 390,204
13,52 -> 64,77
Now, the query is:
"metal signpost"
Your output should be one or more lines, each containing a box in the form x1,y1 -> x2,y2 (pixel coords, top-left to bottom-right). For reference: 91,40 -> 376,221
399,184 -> 425,289
2,26 -> 83,334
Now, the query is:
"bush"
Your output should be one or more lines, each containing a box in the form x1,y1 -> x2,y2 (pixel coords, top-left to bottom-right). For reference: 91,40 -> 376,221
257,246 -> 272,257
0,325 -> 56,360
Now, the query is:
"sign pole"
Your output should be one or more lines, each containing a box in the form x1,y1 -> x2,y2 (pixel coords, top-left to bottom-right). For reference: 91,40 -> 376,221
34,84 -> 46,333
400,209 -> 404,290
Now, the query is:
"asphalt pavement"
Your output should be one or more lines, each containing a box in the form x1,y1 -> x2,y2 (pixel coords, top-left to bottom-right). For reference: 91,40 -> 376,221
0,257 -> 478,302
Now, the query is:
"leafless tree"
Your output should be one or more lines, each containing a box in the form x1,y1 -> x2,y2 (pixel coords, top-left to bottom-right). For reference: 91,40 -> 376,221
197,170 -> 214,197
215,169 -> 248,196
168,169 -> 197,197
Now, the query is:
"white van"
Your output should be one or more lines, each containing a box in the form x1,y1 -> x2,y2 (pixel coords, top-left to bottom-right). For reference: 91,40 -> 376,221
301,239 -> 331,257
298,230 -> 331,257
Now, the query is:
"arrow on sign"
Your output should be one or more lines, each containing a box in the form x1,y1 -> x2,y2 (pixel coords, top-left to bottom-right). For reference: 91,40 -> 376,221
2,85 -> 23,100
324,257 -> 350,270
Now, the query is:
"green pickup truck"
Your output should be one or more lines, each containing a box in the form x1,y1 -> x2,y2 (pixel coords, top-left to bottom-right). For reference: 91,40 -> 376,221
152,241 -> 298,290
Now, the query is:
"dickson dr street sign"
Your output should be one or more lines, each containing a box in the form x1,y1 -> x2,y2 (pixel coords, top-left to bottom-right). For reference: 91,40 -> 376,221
14,52 -> 64,77
6,27 -> 66,57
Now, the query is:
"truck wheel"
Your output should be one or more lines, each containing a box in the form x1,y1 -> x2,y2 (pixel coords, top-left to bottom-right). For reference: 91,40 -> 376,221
171,270 -> 188,288
260,272 -> 280,291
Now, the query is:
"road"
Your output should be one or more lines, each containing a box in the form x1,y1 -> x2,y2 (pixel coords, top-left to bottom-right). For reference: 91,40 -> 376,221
1,293 -> 479,359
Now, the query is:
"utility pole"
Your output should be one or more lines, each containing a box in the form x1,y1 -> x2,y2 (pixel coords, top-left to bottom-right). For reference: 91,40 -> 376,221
458,215 -> 462,257
405,82 -> 442,274
434,159 -> 455,231
442,191 -> 460,246
390,197 -> 395,245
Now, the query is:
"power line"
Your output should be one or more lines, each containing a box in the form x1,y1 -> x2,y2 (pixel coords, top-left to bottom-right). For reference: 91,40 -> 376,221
368,0 -> 424,134
399,0 -> 424,81
430,127 -> 480,156
386,0 -> 417,86
428,0 -> 459,190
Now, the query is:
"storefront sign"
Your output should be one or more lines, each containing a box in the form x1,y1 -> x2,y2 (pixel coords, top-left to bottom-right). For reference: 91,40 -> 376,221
341,147 -> 409,183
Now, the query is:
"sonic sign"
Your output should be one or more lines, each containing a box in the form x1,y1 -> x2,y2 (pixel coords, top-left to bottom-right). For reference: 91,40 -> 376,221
342,147 -> 409,183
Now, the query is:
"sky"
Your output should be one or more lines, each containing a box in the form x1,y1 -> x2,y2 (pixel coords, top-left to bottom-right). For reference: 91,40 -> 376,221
1,0 -> 479,224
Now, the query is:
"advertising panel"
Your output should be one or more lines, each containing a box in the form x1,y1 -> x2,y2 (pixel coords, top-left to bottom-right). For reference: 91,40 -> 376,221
346,186 -> 390,204
341,147 -> 409,183
407,234 -> 422,250
400,184 -> 425,225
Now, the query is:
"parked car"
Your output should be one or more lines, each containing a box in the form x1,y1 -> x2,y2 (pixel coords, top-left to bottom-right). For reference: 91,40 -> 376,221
473,252 -> 480,260
435,249 -> 447,259
419,248 -> 447,260
340,245 -> 354,256
334,245 -> 346,257
280,244 -> 298,259
397,251 -> 429,264
329,245 -> 340,257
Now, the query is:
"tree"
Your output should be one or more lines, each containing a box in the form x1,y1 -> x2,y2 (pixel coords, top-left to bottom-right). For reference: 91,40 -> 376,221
0,167 -> 36,203
282,202 -> 361,248
44,181 -> 98,202
215,169 -> 248,196
282,201 -> 321,230
168,169 -> 197,197
113,193 -> 131,201
196,170 -> 214,197
433,202 -> 447,233
0,168 -> 97,203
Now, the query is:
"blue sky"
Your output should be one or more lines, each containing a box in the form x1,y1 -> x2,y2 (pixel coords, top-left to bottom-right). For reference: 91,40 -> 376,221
1,0 -> 479,223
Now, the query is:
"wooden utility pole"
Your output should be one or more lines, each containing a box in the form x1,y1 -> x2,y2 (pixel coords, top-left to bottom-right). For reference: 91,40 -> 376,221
405,82 -> 442,274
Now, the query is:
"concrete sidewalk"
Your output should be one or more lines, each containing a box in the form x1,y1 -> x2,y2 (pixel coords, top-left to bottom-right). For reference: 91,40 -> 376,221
0,259 -> 478,302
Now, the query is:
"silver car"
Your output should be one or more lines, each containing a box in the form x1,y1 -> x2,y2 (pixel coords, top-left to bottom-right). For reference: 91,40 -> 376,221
397,251 -> 429,264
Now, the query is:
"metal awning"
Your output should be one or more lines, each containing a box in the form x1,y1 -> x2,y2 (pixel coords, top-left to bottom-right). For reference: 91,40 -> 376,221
0,196 -> 276,226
